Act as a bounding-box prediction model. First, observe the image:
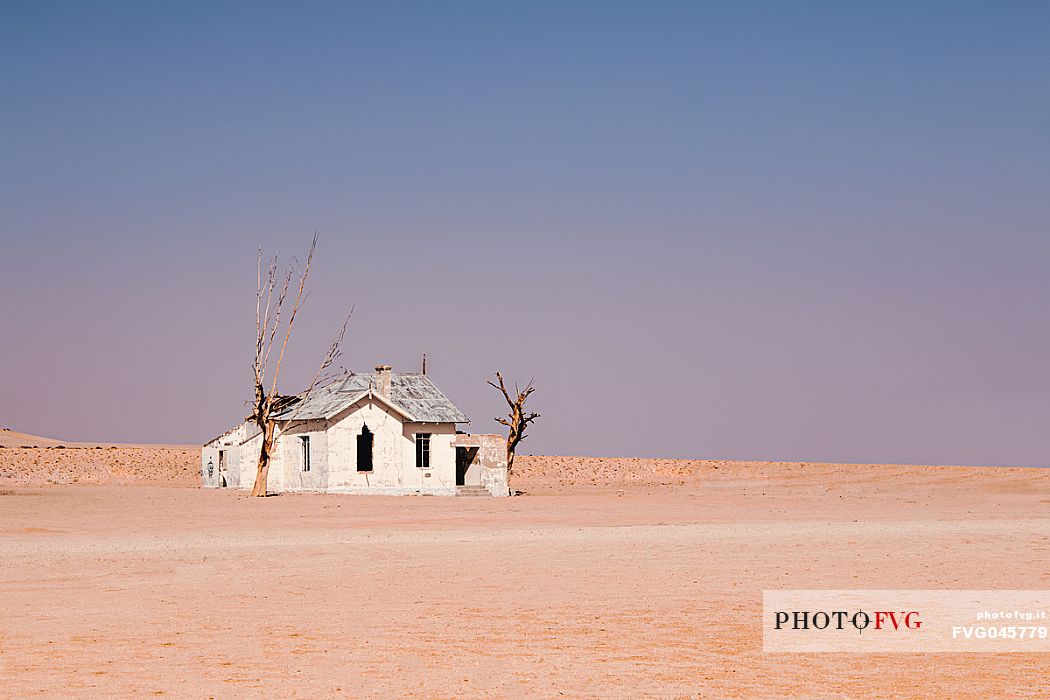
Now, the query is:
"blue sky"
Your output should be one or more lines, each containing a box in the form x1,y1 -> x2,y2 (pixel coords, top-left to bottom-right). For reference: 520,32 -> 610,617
2,2 -> 1049,465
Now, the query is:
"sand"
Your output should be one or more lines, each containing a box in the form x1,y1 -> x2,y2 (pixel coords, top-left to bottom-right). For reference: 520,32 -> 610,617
0,445 -> 199,486
0,440 -> 1047,697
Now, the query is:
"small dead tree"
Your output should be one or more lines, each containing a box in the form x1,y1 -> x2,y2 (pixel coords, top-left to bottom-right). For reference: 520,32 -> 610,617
488,371 -> 540,473
249,234 -> 350,497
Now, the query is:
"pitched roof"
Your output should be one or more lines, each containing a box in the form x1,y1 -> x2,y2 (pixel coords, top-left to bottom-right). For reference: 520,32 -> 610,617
272,372 -> 469,424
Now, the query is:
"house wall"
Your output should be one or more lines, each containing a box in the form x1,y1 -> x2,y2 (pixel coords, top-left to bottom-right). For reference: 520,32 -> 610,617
238,433 -> 261,488
205,401 -> 466,496
452,433 -> 510,497
201,447 -> 219,488
203,421 -> 257,489
272,419 -> 329,492
222,445 -> 240,488
201,442 -> 242,488
476,434 -> 510,497
321,397 -> 457,495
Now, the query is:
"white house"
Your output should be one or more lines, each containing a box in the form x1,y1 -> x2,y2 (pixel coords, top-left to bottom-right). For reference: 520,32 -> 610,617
202,365 -> 508,497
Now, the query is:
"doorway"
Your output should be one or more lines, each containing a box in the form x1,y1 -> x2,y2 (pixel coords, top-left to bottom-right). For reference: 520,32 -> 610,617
456,446 -> 479,486
218,450 -> 227,488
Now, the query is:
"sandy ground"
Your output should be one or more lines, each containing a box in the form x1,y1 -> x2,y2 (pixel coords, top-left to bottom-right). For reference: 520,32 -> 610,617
0,443 -> 1048,697
0,445 -> 199,486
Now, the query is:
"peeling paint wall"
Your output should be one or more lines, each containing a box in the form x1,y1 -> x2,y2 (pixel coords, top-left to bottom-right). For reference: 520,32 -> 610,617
218,397 -> 458,495
202,427 -> 248,489
275,418 -> 329,492
201,447 -> 219,488
452,433 -> 509,497
238,433 -> 261,488
321,398 -> 457,495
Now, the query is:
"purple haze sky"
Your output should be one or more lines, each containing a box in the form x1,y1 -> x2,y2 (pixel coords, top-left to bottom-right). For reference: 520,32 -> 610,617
2,2 -> 1049,465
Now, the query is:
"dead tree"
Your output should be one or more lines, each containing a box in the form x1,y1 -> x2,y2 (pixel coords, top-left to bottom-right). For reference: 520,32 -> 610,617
488,371 -> 540,473
249,234 -> 350,497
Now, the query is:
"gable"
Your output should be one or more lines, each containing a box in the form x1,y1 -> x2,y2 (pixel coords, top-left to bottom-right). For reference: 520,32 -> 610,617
326,393 -> 408,428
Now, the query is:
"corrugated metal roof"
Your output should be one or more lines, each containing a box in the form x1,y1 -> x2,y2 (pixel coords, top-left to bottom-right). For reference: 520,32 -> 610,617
272,372 -> 469,424
389,373 -> 470,423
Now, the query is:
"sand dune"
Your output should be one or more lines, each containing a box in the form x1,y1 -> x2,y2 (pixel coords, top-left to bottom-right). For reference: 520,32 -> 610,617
0,430 -> 199,486
0,428 -> 87,448
0,427 -> 192,450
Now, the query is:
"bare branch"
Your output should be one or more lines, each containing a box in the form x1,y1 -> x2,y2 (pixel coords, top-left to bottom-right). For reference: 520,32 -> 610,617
287,305 -> 355,421
487,372 -> 517,409
269,232 -> 317,397
255,247 -> 262,379
246,234 -> 350,497
256,254 -> 280,384
261,263 -> 293,383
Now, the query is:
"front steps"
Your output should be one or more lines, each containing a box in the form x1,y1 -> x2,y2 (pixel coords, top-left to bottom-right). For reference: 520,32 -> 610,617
455,485 -> 491,497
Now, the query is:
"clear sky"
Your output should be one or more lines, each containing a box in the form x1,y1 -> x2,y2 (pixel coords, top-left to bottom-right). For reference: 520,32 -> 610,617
2,1 -> 1048,465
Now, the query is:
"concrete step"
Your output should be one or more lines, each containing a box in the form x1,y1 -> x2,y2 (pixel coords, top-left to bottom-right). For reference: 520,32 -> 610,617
456,486 -> 491,497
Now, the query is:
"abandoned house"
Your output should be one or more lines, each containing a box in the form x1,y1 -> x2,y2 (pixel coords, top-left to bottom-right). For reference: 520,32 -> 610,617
202,365 -> 509,497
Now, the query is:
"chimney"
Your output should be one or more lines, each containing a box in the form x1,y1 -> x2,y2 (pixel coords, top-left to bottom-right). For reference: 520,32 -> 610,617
374,364 -> 392,399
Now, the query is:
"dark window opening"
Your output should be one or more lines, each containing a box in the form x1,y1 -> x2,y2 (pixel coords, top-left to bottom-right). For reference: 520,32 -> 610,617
300,436 -> 311,472
415,433 -> 431,469
357,425 -> 373,472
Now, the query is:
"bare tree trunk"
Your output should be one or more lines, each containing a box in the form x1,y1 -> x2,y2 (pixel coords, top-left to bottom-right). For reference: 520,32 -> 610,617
246,236 -> 352,498
250,418 -> 275,497
488,372 -> 539,483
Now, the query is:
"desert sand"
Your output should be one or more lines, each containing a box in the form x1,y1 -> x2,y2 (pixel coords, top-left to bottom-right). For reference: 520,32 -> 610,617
0,437 -> 1047,697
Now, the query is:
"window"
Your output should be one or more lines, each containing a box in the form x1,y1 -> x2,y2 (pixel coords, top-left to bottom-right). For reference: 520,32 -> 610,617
357,425 -> 373,472
415,433 -> 431,469
300,436 -> 311,472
